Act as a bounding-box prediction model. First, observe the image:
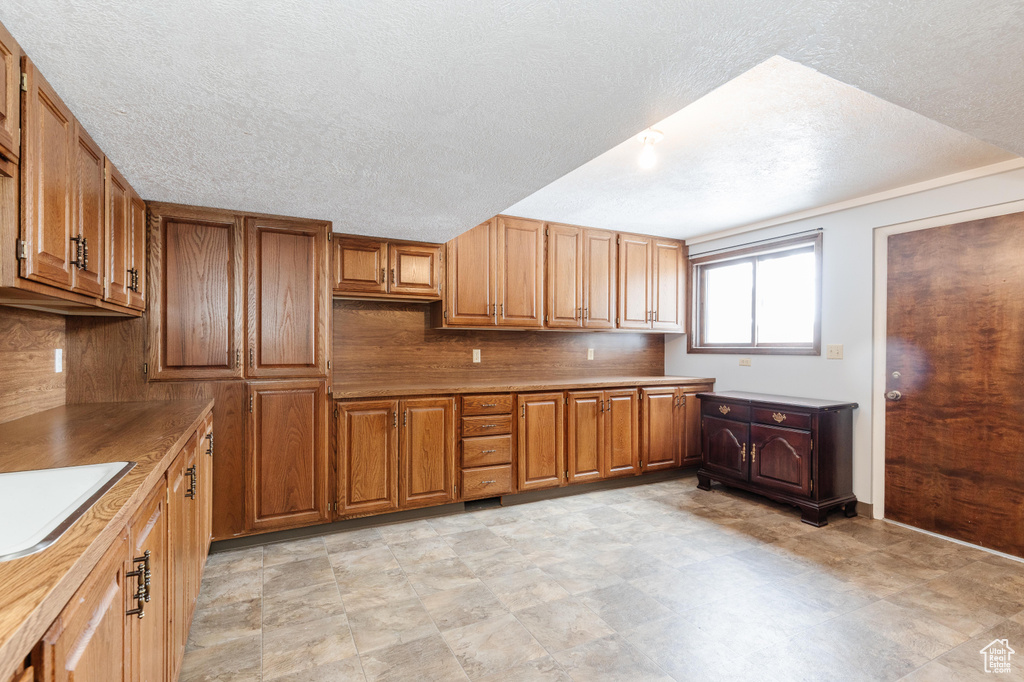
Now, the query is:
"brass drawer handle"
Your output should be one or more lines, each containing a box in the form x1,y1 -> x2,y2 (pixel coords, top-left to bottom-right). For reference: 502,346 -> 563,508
772,412 -> 786,423
752,444 -> 757,463
718,405 -> 731,415
741,443 -> 746,462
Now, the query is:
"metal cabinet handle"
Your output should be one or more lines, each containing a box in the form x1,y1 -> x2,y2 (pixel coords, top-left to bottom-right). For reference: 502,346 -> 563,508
751,444 -> 757,464
235,350 -> 241,368
480,403 -> 497,407
741,443 -> 747,463
479,424 -> 497,428
481,449 -> 497,454
206,432 -> 214,456
125,550 -> 151,618
481,480 -> 497,485
249,348 -> 255,367
185,465 -> 197,499
81,237 -> 88,270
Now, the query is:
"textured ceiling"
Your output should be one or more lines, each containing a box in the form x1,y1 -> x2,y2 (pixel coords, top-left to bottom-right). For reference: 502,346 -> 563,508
1,1 -> 1022,242
505,56 -> 1017,238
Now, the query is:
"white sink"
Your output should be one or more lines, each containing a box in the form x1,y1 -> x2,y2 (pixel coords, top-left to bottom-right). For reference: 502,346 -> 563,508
0,462 -> 135,563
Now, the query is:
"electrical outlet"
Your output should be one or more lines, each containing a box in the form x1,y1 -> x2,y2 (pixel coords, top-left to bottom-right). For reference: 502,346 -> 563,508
587,348 -> 594,360
827,344 -> 844,360
55,348 -> 63,373
472,349 -> 481,363
739,358 -> 751,367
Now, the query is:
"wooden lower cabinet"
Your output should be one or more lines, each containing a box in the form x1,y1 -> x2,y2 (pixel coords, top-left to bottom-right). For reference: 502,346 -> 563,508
640,386 -> 700,472
129,481 -> 167,682
399,397 -> 456,509
337,400 -> 400,515
517,392 -> 565,491
567,389 -> 639,481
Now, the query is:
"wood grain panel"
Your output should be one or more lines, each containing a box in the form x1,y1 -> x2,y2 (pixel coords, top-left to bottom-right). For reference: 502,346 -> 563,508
104,160 -> 131,307
603,388 -> 639,477
567,391 -> 602,484
0,22 -> 19,162
445,220 -> 495,326
652,240 -> 683,331
0,306 -> 65,424
642,387 -> 678,472
618,234 -> 652,330
517,392 -> 564,492
337,400 -> 399,515
547,223 -> 582,328
400,397 -> 455,508
582,229 -> 616,329
127,190 -> 146,311
128,480 -> 167,682
389,243 -> 441,298
496,216 -> 544,327
333,237 -> 387,295
70,124 -> 105,297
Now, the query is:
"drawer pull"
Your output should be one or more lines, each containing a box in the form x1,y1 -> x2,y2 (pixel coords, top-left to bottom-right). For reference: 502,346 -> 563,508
480,403 -> 497,407
481,480 -> 497,485
481,449 -> 497,454
480,424 -> 497,428
772,412 -> 786,423
718,405 -> 731,415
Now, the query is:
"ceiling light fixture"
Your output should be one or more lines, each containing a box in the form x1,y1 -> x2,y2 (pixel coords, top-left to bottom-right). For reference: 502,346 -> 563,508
637,128 -> 663,169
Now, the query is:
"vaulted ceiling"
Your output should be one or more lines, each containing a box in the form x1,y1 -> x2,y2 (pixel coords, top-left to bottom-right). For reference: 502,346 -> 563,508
1,1 -> 1022,242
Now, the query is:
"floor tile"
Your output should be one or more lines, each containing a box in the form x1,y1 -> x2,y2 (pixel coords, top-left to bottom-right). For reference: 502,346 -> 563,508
420,580 -> 509,630
406,556 -> 480,596
345,596 -> 438,653
377,519 -> 439,544
390,535 -> 459,568
442,613 -> 548,680
472,655 -> 571,682
186,597 -> 261,651
577,582 -> 672,631
360,633 -> 468,682
202,546 -> 263,579
263,555 -> 334,597
443,528 -> 510,556
323,527 -> 386,554
262,536 -> 327,567
553,634 -> 671,681
262,581 -> 346,629
460,546 -> 536,580
515,596 -> 615,653
262,614 -> 358,679
483,567 -> 570,611
178,633 -> 261,682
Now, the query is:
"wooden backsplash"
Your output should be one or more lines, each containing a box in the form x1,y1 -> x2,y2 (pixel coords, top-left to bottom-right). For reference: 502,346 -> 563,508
0,306 -> 66,423
333,300 -> 664,386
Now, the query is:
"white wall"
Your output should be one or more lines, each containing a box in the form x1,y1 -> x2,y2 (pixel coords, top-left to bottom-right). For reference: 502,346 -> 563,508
666,166 -> 1024,506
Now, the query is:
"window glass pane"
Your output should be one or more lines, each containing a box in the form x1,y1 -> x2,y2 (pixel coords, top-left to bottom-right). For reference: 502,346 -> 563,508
756,250 -> 815,344
704,261 -> 753,344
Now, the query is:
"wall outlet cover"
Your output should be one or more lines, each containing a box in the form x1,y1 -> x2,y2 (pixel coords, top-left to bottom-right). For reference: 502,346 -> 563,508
826,344 -> 844,359
472,349 -> 481,363
739,358 -> 752,366
587,348 -> 594,360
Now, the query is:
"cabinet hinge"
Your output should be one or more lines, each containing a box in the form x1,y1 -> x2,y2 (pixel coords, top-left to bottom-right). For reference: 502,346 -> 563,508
249,395 -> 254,413
615,317 -> 620,325
564,470 -> 568,479
334,406 -> 339,418
454,484 -> 457,497
545,228 -> 549,236
327,360 -> 332,370
142,362 -> 148,375
616,235 -> 620,244
443,310 -> 448,320
20,73 -> 27,92
15,240 -> 26,260
327,233 -> 332,241
327,386 -> 333,396
544,315 -> 548,323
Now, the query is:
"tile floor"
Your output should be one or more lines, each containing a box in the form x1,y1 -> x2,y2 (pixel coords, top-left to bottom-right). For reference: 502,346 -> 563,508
180,475 -> 1024,681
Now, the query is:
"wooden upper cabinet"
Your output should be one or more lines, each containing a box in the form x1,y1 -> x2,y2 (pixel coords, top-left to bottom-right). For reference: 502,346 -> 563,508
582,229 -> 616,329
333,237 -> 441,299
334,237 -> 387,295
618,234 -> 652,330
399,397 -> 456,508
128,481 -> 167,682
652,240 -> 684,331
389,242 -> 441,298
496,216 -> 544,327
445,220 -> 496,326
245,379 -> 329,531
547,223 -> 582,328
567,391 -> 602,483
104,160 -> 132,307
69,124 -> 105,297
641,387 -> 680,472
517,392 -> 565,492
128,190 -> 146,310
337,399 -> 399,515
246,217 -> 330,378
147,205 -> 245,380
603,388 -> 639,477
20,57 -> 75,290
0,22 -> 20,167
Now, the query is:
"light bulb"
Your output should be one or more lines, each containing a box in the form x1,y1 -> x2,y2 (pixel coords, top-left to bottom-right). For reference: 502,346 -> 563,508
638,140 -> 656,169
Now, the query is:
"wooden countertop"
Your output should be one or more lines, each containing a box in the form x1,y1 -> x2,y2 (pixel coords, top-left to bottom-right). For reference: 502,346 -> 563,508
0,400 -> 213,680
332,375 -> 716,399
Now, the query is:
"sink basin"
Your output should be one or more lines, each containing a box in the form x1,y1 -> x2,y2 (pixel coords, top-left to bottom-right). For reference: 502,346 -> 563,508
0,461 -> 135,563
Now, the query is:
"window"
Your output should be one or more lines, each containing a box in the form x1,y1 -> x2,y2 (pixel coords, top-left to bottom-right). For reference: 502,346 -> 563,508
688,233 -> 821,354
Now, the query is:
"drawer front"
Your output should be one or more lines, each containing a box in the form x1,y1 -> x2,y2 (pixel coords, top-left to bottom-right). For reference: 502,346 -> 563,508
752,407 -> 812,430
462,394 -> 514,415
463,434 -> 512,467
462,465 -> 513,499
462,414 -> 513,437
701,401 -> 750,422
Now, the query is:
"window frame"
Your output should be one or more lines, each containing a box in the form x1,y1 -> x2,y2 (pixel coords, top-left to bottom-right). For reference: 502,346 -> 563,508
687,233 -> 822,355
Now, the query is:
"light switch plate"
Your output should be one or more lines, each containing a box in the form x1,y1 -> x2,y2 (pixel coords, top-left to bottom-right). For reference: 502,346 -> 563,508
827,344 -> 844,360
587,348 -> 594,360
55,348 -> 63,373
739,358 -> 751,366
472,349 -> 481,363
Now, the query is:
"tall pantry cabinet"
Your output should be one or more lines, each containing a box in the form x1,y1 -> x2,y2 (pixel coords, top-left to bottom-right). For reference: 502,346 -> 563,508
147,203 -> 331,538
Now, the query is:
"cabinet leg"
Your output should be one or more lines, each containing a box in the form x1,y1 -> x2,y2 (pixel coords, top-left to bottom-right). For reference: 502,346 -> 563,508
696,473 -> 712,491
843,500 -> 858,518
800,506 -> 828,527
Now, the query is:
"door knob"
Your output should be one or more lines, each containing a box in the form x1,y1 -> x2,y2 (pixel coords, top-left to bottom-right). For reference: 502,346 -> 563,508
885,390 -> 902,401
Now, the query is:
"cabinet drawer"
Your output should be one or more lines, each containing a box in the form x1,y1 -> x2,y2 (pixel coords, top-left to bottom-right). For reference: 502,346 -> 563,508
462,414 -> 513,437
462,465 -> 513,499
462,394 -> 513,415
751,407 -> 812,430
701,401 -> 750,421
463,435 -> 512,467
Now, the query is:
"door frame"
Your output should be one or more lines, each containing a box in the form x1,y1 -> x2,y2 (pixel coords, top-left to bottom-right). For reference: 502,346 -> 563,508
870,197 -> 1024,520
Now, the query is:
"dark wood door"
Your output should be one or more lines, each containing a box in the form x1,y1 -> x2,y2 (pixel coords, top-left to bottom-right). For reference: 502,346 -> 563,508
617,234 -> 652,329
497,216 -> 545,327
70,124 -> 105,296
582,228 -> 616,329
104,160 -> 132,307
567,390 -> 603,483
129,481 -> 167,682
750,423 -> 811,496
679,392 -> 702,466
445,220 -> 496,326
128,190 -> 146,310
652,240 -> 684,331
885,214 -> 1024,557
246,217 -> 330,378
39,528 -> 129,682
337,400 -> 399,515
147,206 -> 245,380
21,57 -> 75,290
389,243 -> 442,298
400,397 -> 455,508
517,392 -> 565,491
334,237 -> 387,294
166,450 -> 187,680
547,223 -> 582,328
702,415 -> 749,479
603,389 -> 639,477
246,380 -> 329,531
0,23 -> 19,164
642,387 -> 679,471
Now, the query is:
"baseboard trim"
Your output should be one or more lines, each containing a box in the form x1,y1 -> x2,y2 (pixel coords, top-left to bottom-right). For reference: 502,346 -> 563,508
856,501 -> 873,518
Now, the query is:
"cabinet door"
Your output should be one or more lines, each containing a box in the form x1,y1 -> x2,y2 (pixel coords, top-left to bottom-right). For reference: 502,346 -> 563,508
652,240 -> 684,331
246,380 -> 329,531
129,481 -> 167,682
389,243 -> 442,298
200,412 -> 215,552
679,392 -> 702,467
546,224 -> 582,328
246,217 -> 330,377
0,23 -> 19,163
641,387 -> 679,471
334,237 -> 387,294
445,220 -> 495,326
20,57 -> 75,290
702,416 -> 749,479
617,234 -> 652,329
104,160 -> 132,307
750,424 -> 812,496
69,124 -> 105,296
517,392 -> 564,491
582,228 -> 616,329
183,433 -> 202,625
39,529 -> 129,682
166,450 -> 187,680
128,190 -> 146,310
148,208 -> 245,380
603,389 -> 639,477
337,400 -> 399,515
497,216 -> 544,327
400,397 -> 455,508
567,391 -> 602,483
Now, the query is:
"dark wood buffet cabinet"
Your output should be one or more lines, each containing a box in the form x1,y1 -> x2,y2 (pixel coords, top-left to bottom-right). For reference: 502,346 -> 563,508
696,391 -> 857,526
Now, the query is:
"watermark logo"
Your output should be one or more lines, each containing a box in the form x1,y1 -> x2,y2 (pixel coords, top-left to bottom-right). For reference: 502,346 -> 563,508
980,639 -> 1014,674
